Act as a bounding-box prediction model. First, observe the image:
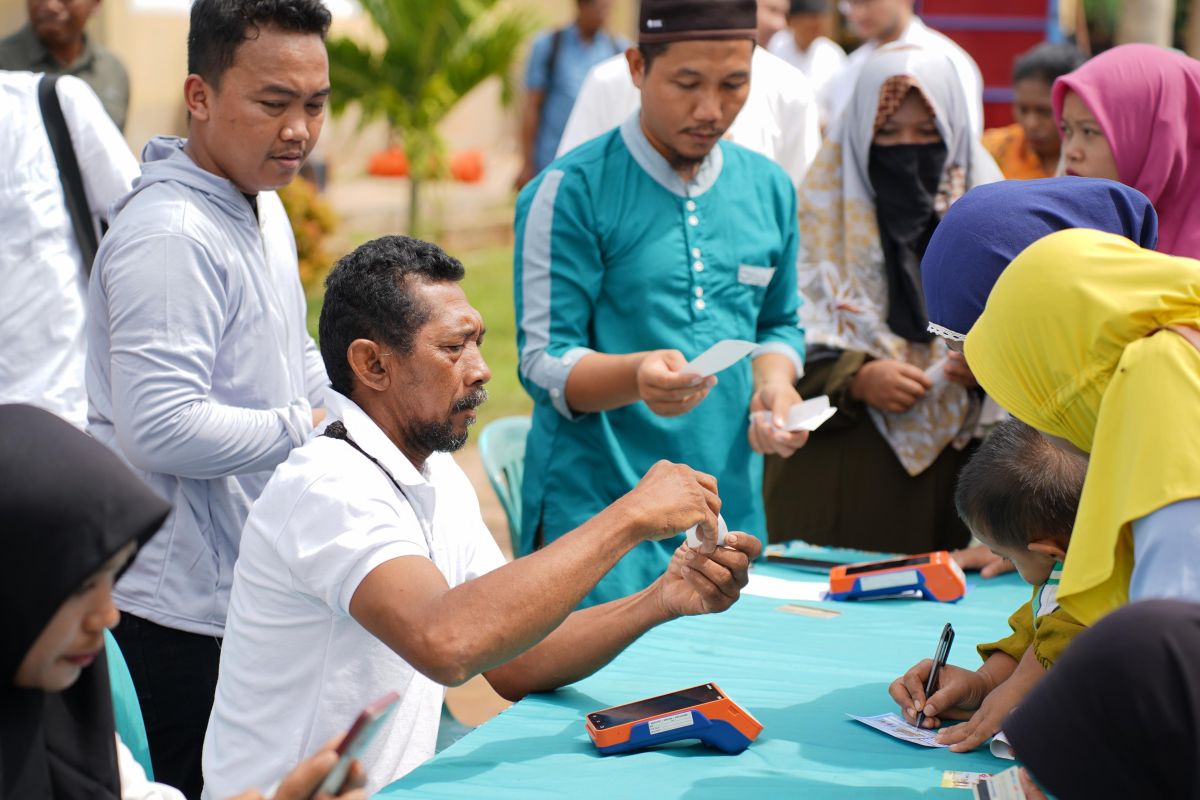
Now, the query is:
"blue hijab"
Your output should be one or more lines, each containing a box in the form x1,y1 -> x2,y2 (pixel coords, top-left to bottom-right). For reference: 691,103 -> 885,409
921,177 -> 1158,341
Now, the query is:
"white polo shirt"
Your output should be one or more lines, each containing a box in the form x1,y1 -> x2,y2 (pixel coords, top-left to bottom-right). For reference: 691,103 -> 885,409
201,392 -> 506,798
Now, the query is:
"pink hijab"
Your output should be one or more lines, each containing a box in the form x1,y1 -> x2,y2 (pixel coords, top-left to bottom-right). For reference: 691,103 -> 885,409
1053,44 -> 1200,258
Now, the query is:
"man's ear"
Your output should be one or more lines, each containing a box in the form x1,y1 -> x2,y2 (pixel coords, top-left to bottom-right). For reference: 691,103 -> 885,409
626,46 -> 645,90
1028,538 -> 1068,562
346,339 -> 390,394
183,74 -> 214,122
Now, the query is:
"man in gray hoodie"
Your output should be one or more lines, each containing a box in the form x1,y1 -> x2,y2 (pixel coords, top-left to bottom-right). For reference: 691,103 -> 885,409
85,0 -> 333,795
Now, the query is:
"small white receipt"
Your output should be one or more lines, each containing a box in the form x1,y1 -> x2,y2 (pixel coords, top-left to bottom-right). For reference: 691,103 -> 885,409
684,339 -> 758,377
749,395 -> 838,433
648,711 -> 695,736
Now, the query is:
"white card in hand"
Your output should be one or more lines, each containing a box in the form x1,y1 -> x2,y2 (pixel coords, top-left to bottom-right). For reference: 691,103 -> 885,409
684,339 -> 758,377
750,395 -> 838,432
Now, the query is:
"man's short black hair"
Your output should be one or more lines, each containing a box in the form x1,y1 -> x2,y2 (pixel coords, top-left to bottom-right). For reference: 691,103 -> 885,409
188,0 -> 332,86
955,418 -> 1088,551
319,235 -> 466,397
639,42 -> 672,73
1012,42 -> 1087,87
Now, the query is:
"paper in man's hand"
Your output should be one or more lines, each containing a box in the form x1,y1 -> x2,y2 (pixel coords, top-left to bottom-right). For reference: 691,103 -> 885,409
684,339 -> 758,377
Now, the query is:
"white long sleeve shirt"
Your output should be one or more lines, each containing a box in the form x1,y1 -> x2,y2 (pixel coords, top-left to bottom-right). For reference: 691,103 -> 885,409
0,71 -> 139,427
88,136 -> 329,637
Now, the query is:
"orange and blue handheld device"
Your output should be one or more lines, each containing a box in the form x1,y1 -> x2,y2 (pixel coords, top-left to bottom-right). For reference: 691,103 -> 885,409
828,551 -> 966,603
585,683 -> 762,756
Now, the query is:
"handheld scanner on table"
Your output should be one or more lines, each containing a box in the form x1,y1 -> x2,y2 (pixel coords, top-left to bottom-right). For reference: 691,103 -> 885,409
828,551 -> 966,603
586,683 -> 762,756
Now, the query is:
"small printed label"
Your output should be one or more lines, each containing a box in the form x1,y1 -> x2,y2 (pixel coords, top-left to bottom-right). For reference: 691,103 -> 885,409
648,711 -> 694,736
738,265 -> 776,287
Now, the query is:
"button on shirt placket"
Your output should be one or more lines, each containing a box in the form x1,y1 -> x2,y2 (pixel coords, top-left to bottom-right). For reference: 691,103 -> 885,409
685,197 -> 708,315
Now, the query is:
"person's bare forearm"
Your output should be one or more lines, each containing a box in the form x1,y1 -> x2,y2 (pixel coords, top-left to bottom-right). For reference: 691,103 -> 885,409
752,352 -> 798,391
404,497 -> 648,685
564,351 -> 647,412
520,93 -> 543,164
977,651 -> 1020,694
485,584 -> 673,700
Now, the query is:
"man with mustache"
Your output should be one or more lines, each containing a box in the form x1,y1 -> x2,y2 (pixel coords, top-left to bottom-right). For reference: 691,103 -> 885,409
202,235 -> 760,796
85,0 -> 333,795
514,0 -> 809,609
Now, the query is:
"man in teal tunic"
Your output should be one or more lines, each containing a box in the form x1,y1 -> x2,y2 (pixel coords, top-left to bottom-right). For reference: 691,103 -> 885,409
514,0 -> 809,606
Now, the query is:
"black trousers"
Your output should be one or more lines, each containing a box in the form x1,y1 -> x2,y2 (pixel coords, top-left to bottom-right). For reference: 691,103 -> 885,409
112,613 -> 222,800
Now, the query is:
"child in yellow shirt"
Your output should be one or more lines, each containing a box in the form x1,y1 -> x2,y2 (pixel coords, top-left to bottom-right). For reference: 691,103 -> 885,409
888,418 -> 1087,752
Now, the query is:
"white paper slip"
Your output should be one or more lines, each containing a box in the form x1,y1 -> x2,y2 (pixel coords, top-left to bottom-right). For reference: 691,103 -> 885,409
784,395 -> 837,432
743,572 -> 830,601
973,766 -> 1028,800
684,339 -> 758,377
989,729 -> 1015,760
848,713 -> 948,748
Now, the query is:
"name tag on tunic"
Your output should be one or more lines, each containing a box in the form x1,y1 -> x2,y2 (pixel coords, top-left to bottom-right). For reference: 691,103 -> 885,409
737,265 -> 776,287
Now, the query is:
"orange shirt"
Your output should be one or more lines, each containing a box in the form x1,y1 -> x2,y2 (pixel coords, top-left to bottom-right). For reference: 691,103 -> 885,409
981,123 -> 1054,180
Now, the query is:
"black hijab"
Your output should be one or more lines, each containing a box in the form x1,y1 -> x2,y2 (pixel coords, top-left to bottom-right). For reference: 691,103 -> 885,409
0,405 -> 170,799
868,140 -> 948,343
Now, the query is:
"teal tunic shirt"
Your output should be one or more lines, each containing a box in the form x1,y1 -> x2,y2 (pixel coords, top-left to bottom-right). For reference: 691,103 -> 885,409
513,114 -> 805,606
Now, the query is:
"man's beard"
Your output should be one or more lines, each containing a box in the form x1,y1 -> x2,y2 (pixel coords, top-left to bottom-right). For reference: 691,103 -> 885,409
410,388 -> 488,454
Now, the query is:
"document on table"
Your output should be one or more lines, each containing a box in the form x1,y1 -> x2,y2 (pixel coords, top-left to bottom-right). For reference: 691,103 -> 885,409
848,713 -> 948,748
743,572 -> 830,601
684,339 -> 758,377
973,766 -> 1028,799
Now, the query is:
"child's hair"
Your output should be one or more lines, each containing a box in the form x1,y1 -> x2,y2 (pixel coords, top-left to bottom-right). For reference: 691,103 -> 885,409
955,418 -> 1088,550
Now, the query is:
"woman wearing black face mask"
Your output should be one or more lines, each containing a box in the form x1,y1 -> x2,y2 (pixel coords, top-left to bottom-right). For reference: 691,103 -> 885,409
762,45 -> 1003,553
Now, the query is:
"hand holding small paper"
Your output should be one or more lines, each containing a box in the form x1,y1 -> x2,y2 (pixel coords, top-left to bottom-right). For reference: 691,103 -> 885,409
748,383 -> 809,456
636,349 -> 716,417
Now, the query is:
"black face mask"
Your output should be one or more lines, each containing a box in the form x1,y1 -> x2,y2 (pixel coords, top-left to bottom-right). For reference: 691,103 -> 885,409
868,141 -> 948,245
868,142 -> 948,342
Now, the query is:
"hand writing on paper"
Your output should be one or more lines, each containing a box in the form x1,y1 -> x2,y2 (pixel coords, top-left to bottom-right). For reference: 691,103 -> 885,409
748,382 -> 809,457
889,660 -> 992,729
851,360 -> 933,414
636,350 -> 716,417
655,532 -> 761,617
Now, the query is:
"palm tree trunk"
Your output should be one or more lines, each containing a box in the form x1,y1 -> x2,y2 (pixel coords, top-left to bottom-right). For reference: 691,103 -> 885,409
1117,0 -> 1176,46
408,178 -> 421,237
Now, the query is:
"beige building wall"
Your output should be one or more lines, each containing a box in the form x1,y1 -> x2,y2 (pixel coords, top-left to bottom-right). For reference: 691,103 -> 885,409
0,0 -> 636,175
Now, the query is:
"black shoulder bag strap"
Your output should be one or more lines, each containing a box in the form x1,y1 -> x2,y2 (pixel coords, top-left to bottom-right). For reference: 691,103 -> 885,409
538,27 -> 565,119
38,73 -> 100,275
322,420 -> 436,558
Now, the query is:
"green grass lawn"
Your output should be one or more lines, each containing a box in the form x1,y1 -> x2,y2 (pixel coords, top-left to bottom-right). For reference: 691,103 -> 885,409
306,243 -> 532,433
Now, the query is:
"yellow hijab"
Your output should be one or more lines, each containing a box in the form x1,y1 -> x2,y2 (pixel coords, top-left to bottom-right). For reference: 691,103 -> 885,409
966,228 -> 1200,626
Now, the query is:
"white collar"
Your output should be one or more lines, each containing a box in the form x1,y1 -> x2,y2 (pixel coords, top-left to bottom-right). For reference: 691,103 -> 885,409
619,112 -> 724,198
322,392 -> 429,489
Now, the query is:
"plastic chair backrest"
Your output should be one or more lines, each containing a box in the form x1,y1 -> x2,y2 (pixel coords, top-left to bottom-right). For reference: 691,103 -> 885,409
477,416 -> 532,555
104,629 -> 154,780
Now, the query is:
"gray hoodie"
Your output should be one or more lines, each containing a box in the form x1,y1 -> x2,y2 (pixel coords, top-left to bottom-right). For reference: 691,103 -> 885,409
87,136 -> 329,637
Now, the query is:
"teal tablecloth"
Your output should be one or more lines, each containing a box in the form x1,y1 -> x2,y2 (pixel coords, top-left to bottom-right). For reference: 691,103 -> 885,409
379,552 -> 1029,799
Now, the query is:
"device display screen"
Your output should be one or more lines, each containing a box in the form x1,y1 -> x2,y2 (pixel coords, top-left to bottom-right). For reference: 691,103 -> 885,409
764,553 -> 839,572
843,555 -> 932,576
587,684 -> 724,729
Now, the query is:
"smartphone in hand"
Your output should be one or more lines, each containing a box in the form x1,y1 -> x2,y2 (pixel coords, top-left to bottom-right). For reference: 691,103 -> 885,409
314,691 -> 400,798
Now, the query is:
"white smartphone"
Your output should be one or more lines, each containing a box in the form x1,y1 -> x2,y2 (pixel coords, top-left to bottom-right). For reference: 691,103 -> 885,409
314,691 -> 401,797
